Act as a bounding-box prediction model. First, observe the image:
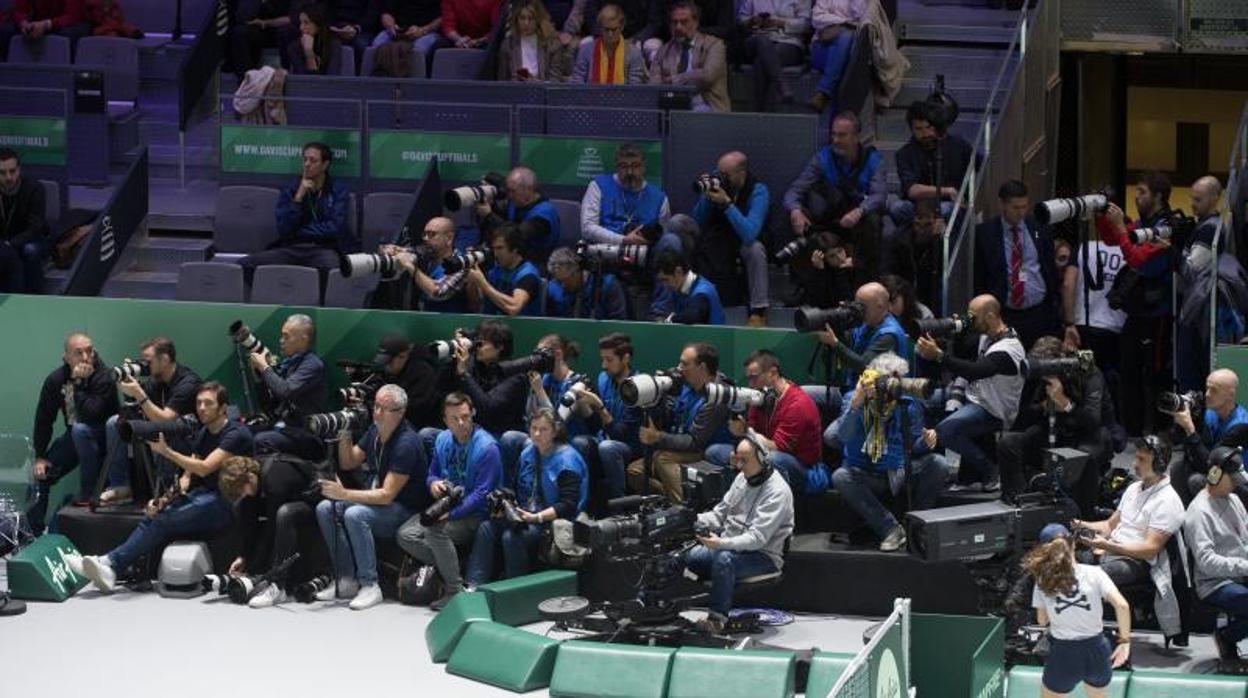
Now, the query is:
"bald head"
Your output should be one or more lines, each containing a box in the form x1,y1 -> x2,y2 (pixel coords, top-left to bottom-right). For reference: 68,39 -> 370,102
1207,368 -> 1240,416
856,282 -> 891,325
716,151 -> 748,190
969,294 -> 1003,333
1192,175 -> 1223,218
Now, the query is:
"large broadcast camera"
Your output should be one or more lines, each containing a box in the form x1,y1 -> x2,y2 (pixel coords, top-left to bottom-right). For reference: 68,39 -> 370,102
703,384 -> 770,413
1158,390 -> 1204,416
794,301 -> 864,333
1033,192 -> 1110,225
1128,211 -> 1196,246
577,241 -> 649,271
621,370 -> 684,409
1024,350 -> 1095,380
305,406 -> 369,439
441,248 -> 493,274
443,173 -> 506,212
574,496 -> 698,552
116,414 -> 199,442
497,346 -> 556,378
110,358 -> 150,383
916,315 -> 971,339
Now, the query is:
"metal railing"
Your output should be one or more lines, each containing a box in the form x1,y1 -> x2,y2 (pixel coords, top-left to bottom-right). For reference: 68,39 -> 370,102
1210,100 -> 1248,370
1060,0 -> 1248,53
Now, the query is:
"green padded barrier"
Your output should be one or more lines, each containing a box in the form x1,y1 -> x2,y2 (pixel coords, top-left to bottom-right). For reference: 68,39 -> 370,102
7,534 -> 87,601
803,652 -> 858,698
424,591 -> 492,663
478,569 -> 578,627
549,641 -> 676,698
666,647 -> 796,698
445,621 -> 561,693
1007,666 -> 1130,698
1126,670 -> 1248,698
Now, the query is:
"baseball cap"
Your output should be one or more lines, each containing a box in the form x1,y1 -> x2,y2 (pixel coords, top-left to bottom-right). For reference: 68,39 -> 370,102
1037,523 -> 1071,544
373,333 -> 411,366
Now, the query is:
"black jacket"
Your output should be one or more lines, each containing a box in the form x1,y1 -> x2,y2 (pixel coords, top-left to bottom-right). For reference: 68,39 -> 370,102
0,177 -> 48,249
32,355 -> 120,459
387,346 -> 443,429
459,361 -> 528,437
974,215 -> 1060,312
259,352 -> 328,422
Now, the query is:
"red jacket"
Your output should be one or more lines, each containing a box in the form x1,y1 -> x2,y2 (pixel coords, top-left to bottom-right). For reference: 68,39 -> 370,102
11,0 -> 85,29
1096,215 -> 1167,269
748,382 -> 823,467
85,0 -> 141,38
440,0 -> 502,39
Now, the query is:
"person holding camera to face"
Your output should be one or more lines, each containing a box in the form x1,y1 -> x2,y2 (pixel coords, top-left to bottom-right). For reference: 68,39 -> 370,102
650,248 -> 727,325
816,281 -> 910,389
498,335 -> 584,488
1184,446 -> 1248,668
567,333 -> 643,503
248,314 -> 329,462
475,167 -> 562,264
370,333 -> 443,430
689,151 -> 771,326
544,247 -> 630,320
397,392 -> 501,610
393,216 -> 475,313
466,224 -> 544,317
1168,369 -> 1248,507
451,320 -> 529,440
685,435 -> 794,634
466,408 -> 589,586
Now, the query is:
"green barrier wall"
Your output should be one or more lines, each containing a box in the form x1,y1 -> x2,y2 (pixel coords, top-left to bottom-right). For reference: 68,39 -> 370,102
1215,345 -> 1248,406
911,614 -> 1004,698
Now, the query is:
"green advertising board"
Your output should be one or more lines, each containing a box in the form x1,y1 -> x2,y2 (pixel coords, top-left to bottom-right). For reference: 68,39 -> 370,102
220,125 -> 362,177
0,116 -> 67,166
518,136 -> 663,187
868,616 -> 909,698
370,130 -> 511,182
7,533 -> 88,601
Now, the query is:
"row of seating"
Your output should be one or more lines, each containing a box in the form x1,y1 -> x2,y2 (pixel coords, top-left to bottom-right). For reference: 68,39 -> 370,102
7,35 -> 139,104
211,186 -> 412,257
175,263 -> 376,307
1006,665 -> 1248,698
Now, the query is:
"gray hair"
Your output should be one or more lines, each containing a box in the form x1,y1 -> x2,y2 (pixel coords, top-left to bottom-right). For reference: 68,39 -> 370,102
376,384 -> 408,410
867,352 -> 909,377
509,166 -> 537,189
547,247 -> 580,274
285,313 -> 316,342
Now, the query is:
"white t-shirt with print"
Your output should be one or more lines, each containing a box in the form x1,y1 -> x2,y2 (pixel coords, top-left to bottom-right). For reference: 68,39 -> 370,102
1033,563 -> 1117,640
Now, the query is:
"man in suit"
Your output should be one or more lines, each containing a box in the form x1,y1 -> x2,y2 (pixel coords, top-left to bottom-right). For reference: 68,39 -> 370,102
974,179 -> 1060,351
648,1 -> 728,112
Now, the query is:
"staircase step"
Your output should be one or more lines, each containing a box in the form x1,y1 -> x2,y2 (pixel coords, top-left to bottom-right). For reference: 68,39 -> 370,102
900,46 -> 1018,83
896,22 -> 1017,45
100,269 -> 180,300
127,237 -> 213,270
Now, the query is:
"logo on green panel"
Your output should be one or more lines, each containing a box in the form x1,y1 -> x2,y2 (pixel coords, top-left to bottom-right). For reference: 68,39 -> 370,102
875,648 -> 902,698
0,116 -> 67,166
220,125 -> 361,177
44,545 -> 85,596
369,130 -> 511,182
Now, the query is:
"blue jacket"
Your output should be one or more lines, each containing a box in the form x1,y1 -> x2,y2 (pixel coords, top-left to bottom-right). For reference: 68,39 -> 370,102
594,174 -> 666,235
428,427 -> 501,520
485,260 -> 543,316
508,198 -> 562,258
516,443 -> 590,517
842,314 -> 911,387
690,181 -> 770,245
836,392 -> 929,472
275,176 -> 356,252
819,144 -> 883,200
587,370 -> 642,447
546,271 -> 628,320
1206,404 -> 1248,444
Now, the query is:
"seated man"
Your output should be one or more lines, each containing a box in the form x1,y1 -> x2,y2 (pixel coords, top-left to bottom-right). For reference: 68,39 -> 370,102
396,216 -> 475,313
0,0 -> 92,58
476,167 -> 562,264
466,224 -> 544,317
737,0 -> 809,112
27,332 -> 119,535
888,100 -> 975,229
580,142 -> 678,254
239,142 -> 355,289
568,332 -> 643,502
569,4 -> 646,85
0,148 -> 49,294
440,0 -> 503,48
690,151 -> 770,326
315,385 -> 430,611
832,354 -> 950,551
650,248 -> 726,325
451,319 -> 529,439
372,0 -> 445,64
397,392 -> 501,610
648,2 -> 729,112
248,314 -> 329,462
77,383 -> 253,592
1170,368 -> 1248,506
1184,446 -> 1248,666
685,435 -> 794,633
545,247 -> 630,320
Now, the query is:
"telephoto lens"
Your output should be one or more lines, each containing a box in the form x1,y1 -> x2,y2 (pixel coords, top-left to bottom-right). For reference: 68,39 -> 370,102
441,248 -> 493,274
1032,193 -> 1109,225
557,381 -> 591,422
1128,225 -> 1172,245
294,575 -> 333,603
497,347 -> 557,378
117,414 -> 199,442
578,243 -> 649,270
620,372 -> 679,408
703,384 -> 767,411
338,382 -> 377,404
228,321 -> 271,356
305,406 -> 368,438
420,485 -> 466,526
875,376 -> 933,400
774,236 -> 812,264
916,315 -> 969,338
1158,390 -> 1202,415
794,301 -> 865,333
443,181 -> 502,211
340,252 -> 403,279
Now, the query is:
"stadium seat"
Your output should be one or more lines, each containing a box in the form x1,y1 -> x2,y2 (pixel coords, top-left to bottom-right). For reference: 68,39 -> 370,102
250,265 -> 320,306
431,48 -> 486,80
362,192 -> 416,251
347,192 -> 358,246
39,180 -> 60,225
175,262 -> 245,303
6,35 -> 71,64
339,44 -> 356,76
359,45 -> 427,78
323,268 -> 378,308
1125,671 -> 1248,697
75,37 -> 140,105
212,186 -> 281,257
551,199 -> 581,249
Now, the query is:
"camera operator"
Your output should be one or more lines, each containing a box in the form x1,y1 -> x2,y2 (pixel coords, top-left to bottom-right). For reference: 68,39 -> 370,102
452,319 -> 529,438
249,314 -> 329,461
395,217 -> 474,313
498,334 -> 584,488
650,248 -> 726,325
78,383 -> 253,593
816,281 -> 910,390
27,332 -> 119,535
1168,369 -> 1248,506
313,385 -> 430,610
1184,446 -> 1248,666
371,333 -> 443,430
466,224 -> 544,317
581,143 -> 680,255
397,392 -> 501,610
706,350 -> 822,492
800,231 -> 857,309
544,246 -> 629,320
888,100 -> 974,229
690,151 -> 771,326
832,353 -> 949,551
915,295 -> 1025,492
466,408 -> 589,586
475,166 -> 562,264
685,435 -> 794,634
101,337 -> 203,506
1176,175 -> 1227,391
568,333 -> 643,502
627,342 -> 732,503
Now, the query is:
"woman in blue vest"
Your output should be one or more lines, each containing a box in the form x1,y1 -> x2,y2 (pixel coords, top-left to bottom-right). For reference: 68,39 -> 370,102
467,223 -> 544,316
650,248 -> 726,325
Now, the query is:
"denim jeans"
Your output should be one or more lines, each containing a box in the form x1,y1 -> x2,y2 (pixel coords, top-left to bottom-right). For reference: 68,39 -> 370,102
397,514 -> 481,591
107,488 -> 233,571
0,238 -> 47,294
102,414 -> 134,490
417,426 -> 441,463
704,444 -> 808,492
935,402 -> 1002,483
572,435 -> 636,502
830,453 -> 949,538
315,499 -> 414,585
684,545 -> 776,617
27,422 -> 106,533
888,199 -> 957,230
499,430 -> 530,491
810,28 -> 853,102
464,518 -> 543,586
1206,582 -> 1248,644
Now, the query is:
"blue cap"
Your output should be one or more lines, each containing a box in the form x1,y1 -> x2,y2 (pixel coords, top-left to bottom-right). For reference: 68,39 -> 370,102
1038,523 -> 1071,544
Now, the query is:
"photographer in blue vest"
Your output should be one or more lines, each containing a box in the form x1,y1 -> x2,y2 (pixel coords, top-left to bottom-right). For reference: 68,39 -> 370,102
566,332 -> 643,504
580,142 -> 684,258
544,246 -> 630,320
466,223 -> 544,317
476,166 -> 562,264
650,248 -> 726,325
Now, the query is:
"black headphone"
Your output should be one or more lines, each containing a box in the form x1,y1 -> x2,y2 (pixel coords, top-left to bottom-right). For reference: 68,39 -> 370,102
741,433 -> 774,487
1207,446 -> 1244,487
1137,434 -> 1172,475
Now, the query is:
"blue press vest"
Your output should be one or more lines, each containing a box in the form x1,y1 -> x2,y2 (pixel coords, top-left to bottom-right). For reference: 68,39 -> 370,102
433,427 -> 497,491
516,443 -> 590,517
843,314 -> 912,387
593,174 -> 665,235
485,260 -> 542,316
674,275 -> 726,325
508,199 -> 562,257
819,145 -> 882,196
672,384 -> 731,445
546,272 -> 621,319
1205,405 -> 1248,444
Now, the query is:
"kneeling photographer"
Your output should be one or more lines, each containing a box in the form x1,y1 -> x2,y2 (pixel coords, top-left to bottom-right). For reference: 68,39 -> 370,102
466,408 -> 588,587
545,246 -> 630,321
1168,368 -> 1248,506
684,435 -> 794,634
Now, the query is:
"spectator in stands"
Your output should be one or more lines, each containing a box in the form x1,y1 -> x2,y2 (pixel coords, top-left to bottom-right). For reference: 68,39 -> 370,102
497,0 -> 570,81
569,3 -> 645,84
1176,175 -> 1226,391
650,248 -> 726,325
545,246 -> 630,320
1168,368 -> 1248,506
833,353 -> 949,551
974,179 -> 1060,351
229,0 -> 296,79
371,333 -> 444,429
83,0 -> 142,38
239,142 -> 353,289
627,342 -> 731,502
326,0 -> 380,66
26,331 -> 119,535
0,0 -> 91,59
684,435 -> 794,634
1183,446 -> 1248,666
689,151 -> 770,326
889,99 -> 974,229
467,223 -> 543,316
314,385 -> 429,610
248,314 -> 329,462
568,332 -> 642,501
397,392 -> 500,610
372,0 -> 445,72
737,0 -> 809,112
916,294 -> 1025,492
805,0 -> 862,114
394,216 -> 474,313
288,4 -> 344,74
476,166 -> 562,263
441,0 -> 503,48
583,0 -> 661,54
649,2 -> 729,112
451,319 -> 528,438
581,143 -> 676,252
0,148 -> 49,294
77,383 -> 253,593
646,0 -> 733,55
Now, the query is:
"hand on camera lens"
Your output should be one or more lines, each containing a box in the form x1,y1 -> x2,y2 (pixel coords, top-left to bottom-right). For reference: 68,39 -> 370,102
816,325 -> 839,347
810,249 -> 825,270
118,378 -> 144,400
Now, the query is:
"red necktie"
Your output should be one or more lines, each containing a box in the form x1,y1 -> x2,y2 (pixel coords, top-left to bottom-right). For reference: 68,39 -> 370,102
1009,225 -> 1025,309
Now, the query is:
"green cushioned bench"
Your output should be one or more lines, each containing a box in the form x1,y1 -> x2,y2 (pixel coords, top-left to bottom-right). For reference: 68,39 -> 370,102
666,647 -> 796,698
424,591 -> 492,663
478,569 -> 578,627
804,652 -> 858,698
1125,670 -> 1248,698
1007,666 -> 1129,698
550,641 -> 677,698
445,621 -> 561,693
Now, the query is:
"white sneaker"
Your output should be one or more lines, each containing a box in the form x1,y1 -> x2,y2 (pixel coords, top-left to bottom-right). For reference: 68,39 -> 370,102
248,583 -> 287,608
349,583 -> 383,611
99,486 -> 132,506
81,555 -> 116,593
65,553 -> 85,578
315,578 -> 359,602
879,526 -> 907,553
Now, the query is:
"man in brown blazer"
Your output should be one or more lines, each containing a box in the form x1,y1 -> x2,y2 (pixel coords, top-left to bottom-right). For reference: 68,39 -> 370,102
648,1 -> 729,112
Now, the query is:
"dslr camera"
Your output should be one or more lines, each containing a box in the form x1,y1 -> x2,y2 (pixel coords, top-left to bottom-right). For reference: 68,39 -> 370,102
577,241 -> 650,271
873,375 -> 933,400
1128,211 -> 1195,246
795,301 -> 865,333
621,370 -> 684,408
916,315 -> 971,339
444,172 -> 506,212
1025,350 -> 1095,380
421,485 -> 466,526
486,488 -> 526,526
773,235 -> 813,264
428,329 -> 477,364
691,173 -> 726,196
110,358 -> 150,383
497,346 -> 557,378
305,405 -> 369,439
441,248 -> 493,274
1158,390 -> 1204,416
557,379 -> 593,422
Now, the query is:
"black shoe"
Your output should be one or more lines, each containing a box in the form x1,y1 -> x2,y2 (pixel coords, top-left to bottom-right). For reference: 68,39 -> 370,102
1163,632 -> 1189,649
1216,630 -> 1240,661
430,588 -> 461,612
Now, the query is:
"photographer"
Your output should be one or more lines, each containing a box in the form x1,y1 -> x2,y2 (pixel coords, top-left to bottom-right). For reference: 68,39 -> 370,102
832,353 -> 949,551
313,385 -> 430,611
1176,175 -> 1229,391
816,281 -> 910,389
888,100 -> 974,229
800,231 -> 857,309
371,333 -> 443,430
1168,369 -> 1248,506
466,408 -> 589,586
916,295 -> 1025,492
581,143 -> 676,251
395,216 -> 474,313
627,342 -> 732,503
397,392 -> 501,611
475,166 -> 562,264
650,248 -> 726,325
27,332 -> 119,535
249,314 -> 329,462
452,319 -> 529,438
685,436 -> 794,634
690,151 -> 771,326
545,246 -> 629,320
78,383 -> 253,593
499,334 -> 585,487
466,224 -> 543,317
1183,446 -> 1248,666
569,332 -> 643,502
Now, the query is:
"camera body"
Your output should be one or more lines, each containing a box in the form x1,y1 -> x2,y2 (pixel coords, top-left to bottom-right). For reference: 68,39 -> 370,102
420,484 -> 466,526
573,496 -> 696,550
621,370 -> 684,408
497,346 -> 557,378
795,301 -> 865,333
691,173 -> 726,196
1158,390 -> 1204,416
487,487 -> 526,525
441,248 -> 494,274
110,358 -> 150,383
306,405 -> 369,439
916,315 -> 970,339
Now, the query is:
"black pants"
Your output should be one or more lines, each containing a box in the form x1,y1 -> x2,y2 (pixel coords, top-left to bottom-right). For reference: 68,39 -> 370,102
230,22 -> 296,78
239,243 -> 341,299
1117,315 -> 1171,436
743,35 -> 803,112
1003,302 -> 1060,353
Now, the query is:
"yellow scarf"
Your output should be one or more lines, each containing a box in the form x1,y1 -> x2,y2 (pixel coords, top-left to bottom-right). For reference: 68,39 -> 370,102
591,37 -> 626,85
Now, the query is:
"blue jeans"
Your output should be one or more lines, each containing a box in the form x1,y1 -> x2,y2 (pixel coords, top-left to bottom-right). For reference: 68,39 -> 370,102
831,454 -> 949,538
684,545 -> 776,618
572,435 -> 637,502
888,199 -> 957,230
499,430 -> 530,491
935,402 -> 1002,482
102,414 -> 134,490
465,518 -> 543,586
1206,582 -> 1248,644
27,422 -> 106,533
704,443 -> 808,492
0,238 -> 47,294
810,28 -> 853,102
108,488 -> 233,571
315,498 -> 413,585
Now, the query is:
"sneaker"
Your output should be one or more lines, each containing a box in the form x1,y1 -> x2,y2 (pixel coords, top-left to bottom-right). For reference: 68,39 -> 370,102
99,486 -> 132,506
81,555 -> 116,593
315,578 -> 359,602
983,478 -> 1002,493
349,584 -> 384,611
65,553 -> 85,578
879,526 -> 907,552
248,583 -> 287,609
1215,630 -> 1240,661
695,612 -> 726,634
947,482 -> 983,493
430,587 -> 462,612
